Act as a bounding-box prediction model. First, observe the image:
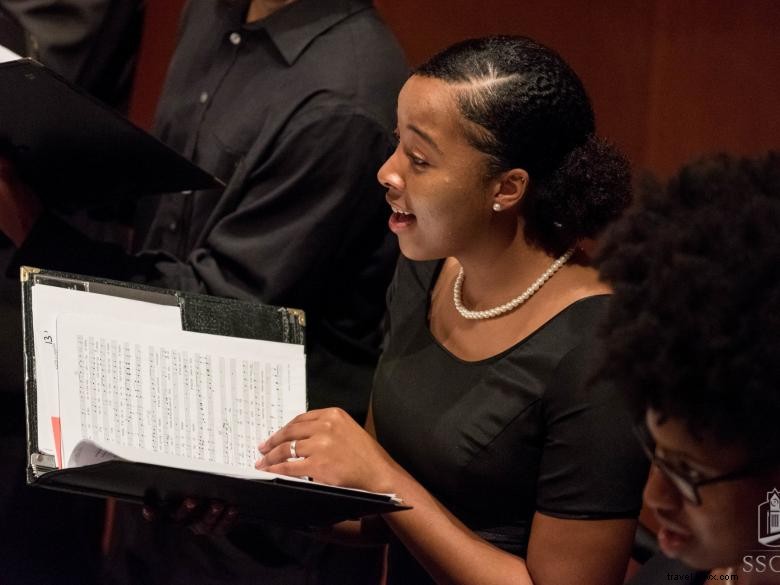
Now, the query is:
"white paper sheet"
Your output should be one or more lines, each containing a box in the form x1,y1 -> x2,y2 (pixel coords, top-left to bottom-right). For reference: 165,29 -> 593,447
56,313 -> 306,479
67,438 -> 285,482
31,285 -> 182,455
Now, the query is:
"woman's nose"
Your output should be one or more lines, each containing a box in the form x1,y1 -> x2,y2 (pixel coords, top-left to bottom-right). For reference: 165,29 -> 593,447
377,148 -> 404,192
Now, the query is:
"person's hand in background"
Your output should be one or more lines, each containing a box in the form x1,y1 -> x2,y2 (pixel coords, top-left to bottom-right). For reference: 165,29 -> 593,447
0,157 -> 42,246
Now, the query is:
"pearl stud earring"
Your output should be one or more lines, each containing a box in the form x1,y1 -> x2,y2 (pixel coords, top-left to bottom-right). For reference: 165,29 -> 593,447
492,202 -> 502,212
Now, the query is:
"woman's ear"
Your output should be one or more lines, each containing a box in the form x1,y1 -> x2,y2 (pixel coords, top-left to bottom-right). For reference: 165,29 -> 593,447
491,168 -> 529,212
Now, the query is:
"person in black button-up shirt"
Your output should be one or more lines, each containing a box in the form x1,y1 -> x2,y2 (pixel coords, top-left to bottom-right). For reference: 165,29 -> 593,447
1,0 -> 406,582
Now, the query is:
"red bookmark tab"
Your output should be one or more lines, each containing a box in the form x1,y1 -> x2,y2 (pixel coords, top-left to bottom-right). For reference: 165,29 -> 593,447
51,416 -> 63,469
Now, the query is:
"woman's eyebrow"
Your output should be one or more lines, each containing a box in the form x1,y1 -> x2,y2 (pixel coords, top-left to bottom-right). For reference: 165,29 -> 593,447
407,124 -> 443,155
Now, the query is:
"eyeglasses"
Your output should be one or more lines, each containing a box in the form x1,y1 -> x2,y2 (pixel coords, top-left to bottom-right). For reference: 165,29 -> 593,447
633,422 -> 772,506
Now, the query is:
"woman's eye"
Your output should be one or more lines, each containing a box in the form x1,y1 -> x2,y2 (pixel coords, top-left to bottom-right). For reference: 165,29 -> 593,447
409,155 -> 428,167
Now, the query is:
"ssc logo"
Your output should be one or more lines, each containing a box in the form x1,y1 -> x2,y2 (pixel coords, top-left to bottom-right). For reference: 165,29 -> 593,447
758,488 -> 780,547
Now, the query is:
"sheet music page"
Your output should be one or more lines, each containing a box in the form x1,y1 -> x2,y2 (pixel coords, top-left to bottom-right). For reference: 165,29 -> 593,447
56,313 -> 306,480
66,438 -> 289,482
31,285 -> 182,456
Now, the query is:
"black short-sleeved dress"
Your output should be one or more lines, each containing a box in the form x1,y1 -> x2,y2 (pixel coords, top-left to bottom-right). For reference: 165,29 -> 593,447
372,258 -> 648,583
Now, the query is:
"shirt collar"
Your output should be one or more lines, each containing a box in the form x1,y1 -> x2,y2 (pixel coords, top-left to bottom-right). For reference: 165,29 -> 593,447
246,0 -> 373,66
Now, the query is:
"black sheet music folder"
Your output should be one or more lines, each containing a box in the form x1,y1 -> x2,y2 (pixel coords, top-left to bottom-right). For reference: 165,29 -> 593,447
21,267 -> 406,526
0,59 -> 222,212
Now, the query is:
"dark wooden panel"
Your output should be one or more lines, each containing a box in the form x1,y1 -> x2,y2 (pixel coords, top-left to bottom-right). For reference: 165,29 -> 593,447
129,1 -> 779,176
127,0 -> 187,129
643,0 -> 780,176
376,0 -> 779,176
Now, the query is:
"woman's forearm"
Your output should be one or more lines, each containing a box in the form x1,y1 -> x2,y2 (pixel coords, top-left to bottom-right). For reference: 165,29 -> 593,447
382,467 -> 532,585
311,517 -> 391,547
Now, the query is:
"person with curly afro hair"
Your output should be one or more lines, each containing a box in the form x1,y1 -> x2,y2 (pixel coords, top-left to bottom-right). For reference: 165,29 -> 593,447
598,152 -> 780,583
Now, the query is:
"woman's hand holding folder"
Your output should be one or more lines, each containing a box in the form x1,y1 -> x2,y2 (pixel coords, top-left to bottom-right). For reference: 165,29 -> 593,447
256,407 -> 403,496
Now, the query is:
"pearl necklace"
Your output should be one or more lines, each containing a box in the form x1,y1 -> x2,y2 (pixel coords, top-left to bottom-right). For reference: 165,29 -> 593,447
452,247 -> 576,320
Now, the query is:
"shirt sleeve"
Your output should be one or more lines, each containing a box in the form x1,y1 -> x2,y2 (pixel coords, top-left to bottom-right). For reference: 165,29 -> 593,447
535,342 -> 649,519
12,106 -> 396,313
174,106 -> 397,311
4,0 -> 144,109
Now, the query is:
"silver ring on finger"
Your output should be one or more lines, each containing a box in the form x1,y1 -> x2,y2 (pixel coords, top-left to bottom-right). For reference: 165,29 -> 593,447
289,439 -> 298,459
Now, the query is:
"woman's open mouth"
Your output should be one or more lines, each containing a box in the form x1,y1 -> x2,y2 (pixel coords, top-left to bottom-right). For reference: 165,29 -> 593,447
389,205 -> 416,232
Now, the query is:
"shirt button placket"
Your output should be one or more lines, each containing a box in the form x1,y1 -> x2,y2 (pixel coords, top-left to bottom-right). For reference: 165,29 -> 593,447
199,32 -> 241,107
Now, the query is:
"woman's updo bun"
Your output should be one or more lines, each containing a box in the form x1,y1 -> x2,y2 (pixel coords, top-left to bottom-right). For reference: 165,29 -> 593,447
522,135 -> 631,256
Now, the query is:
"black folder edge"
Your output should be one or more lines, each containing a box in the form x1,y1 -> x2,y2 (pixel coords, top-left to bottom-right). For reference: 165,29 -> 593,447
20,266 -> 407,526
33,461 -> 405,526
0,59 -> 224,206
